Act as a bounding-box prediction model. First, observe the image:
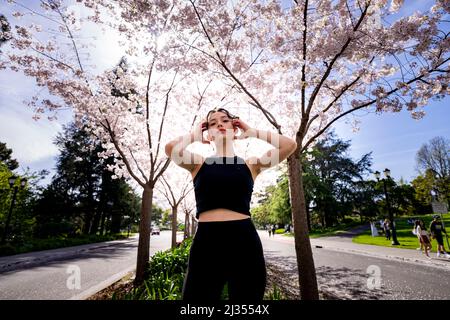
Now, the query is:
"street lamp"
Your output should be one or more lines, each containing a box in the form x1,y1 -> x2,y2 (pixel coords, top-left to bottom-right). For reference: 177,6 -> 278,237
1,176 -> 27,244
374,168 -> 400,246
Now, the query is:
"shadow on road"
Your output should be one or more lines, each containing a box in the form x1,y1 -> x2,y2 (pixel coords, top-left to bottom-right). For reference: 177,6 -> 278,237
264,249 -> 391,300
0,240 -> 138,275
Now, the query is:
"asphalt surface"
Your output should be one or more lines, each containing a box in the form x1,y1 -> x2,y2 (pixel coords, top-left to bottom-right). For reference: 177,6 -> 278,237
1,229 -> 450,300
259,231 -> 450,299
0,231 -> 179,300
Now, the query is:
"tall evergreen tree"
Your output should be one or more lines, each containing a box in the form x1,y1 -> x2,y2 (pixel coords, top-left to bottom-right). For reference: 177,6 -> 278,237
303,132 -> 373,228
0,142 -> 19,171
253,132 -> 374,229
34,123 -> 141,237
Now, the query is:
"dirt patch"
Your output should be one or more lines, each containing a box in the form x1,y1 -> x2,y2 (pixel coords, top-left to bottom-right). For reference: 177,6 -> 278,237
87,271 -> 135,300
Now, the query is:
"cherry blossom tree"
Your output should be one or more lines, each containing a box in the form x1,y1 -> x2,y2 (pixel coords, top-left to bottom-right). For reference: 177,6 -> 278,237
156,166 -> 193,248
4,0 -> 449,298
172,0 -> 450,299
1,0 -> 209,284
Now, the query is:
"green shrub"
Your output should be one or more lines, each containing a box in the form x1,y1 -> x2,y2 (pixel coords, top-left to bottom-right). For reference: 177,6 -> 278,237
145,238 -> 191,279
264,284 -> 285,300
0,244 -> 17,256
117,238 -> 192,300
119,271 -> 185,300
275,228 -> 285,234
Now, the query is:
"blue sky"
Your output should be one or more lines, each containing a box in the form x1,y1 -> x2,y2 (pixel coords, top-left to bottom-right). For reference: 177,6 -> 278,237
333,97 -> 449,183
0,0 -> 448,186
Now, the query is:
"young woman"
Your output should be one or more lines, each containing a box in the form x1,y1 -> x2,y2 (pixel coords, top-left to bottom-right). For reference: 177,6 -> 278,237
165,107 -> 297,301
417,219 -> 432,259
413,220 -> 424,253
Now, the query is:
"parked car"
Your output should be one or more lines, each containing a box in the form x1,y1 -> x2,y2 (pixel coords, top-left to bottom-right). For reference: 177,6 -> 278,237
151,227 -> 160,235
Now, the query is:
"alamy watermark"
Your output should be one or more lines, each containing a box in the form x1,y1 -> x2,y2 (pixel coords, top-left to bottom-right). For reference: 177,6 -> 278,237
366,265 -> 382,290
66,265 -> 81,290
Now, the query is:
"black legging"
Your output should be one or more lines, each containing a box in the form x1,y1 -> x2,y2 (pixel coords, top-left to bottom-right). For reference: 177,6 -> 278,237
182,218 -> 267,302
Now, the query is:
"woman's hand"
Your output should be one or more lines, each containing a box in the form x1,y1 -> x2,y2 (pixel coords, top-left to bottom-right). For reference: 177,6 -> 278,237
232,118 -> 252,139
192,119 -> 210,144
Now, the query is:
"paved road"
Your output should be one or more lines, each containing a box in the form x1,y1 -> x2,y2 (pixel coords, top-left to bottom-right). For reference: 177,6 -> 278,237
2,228 -> 450,300
0,231 -> 181,300
259,231 -> 450,299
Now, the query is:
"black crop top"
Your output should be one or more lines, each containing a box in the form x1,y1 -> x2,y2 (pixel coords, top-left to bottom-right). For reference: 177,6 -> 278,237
193,155 -> 254,219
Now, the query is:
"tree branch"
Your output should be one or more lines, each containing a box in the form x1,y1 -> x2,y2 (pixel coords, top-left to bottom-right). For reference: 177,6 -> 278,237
301,61 -> 449,153
105,120 -> 146,188
129,147 -> 149,184
304,2 -> 369,117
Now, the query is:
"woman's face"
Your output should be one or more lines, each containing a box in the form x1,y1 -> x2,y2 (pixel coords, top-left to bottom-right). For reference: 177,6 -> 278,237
206,111 -> 237,141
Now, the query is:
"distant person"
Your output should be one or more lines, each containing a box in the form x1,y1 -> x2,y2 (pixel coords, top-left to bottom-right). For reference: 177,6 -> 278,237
430,215 -> 450,258
383,219 -> 391,240
268,226 -> 272,237
417,220 -> 432,259
272,225 -> 276,236
413,220 -> 424,252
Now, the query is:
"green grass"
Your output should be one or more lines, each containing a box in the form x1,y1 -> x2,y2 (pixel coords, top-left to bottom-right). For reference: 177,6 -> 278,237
353,213 -> 450,252
282,219 -> 363,238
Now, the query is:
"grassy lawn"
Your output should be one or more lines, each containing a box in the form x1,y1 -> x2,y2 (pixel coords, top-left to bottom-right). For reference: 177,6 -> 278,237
353,213 -> 450,252
282,219 -> 363,238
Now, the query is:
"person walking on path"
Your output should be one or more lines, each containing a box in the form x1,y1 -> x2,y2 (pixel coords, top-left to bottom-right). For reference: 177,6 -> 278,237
413,220 -> 424,253
417,219 -> 432,259
430,215 -> 450,258
165,107 -> 297,301
383,218 -> 391,241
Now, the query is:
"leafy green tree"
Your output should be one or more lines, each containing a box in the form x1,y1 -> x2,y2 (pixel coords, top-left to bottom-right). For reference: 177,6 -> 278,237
416,137 -> 450,205
411,169 -> 435,208
350,179 -> 379,222
0,14 -> 12,49
33,123 -> 142,237
253,132 -> 374,230
0,142 -> 18,171
416,136 -> 450,206
303,132 -> 373,228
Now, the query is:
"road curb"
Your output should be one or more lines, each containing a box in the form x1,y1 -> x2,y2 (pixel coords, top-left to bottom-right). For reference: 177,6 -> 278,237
68,266 -> 136,300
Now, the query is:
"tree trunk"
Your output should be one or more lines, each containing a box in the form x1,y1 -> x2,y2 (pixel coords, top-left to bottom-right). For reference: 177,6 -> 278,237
306,203 -> 311,232
99,210 -> 106,235
134,186 -> 153,285
171,205 -> 178,249
191,215 -> 197,237
90,209 -> 101,235
111,210 -> 122,234
185,213 -> 191,239
287,154 -> 320,300
184,212 -> 188,239
82,212 -> 92,235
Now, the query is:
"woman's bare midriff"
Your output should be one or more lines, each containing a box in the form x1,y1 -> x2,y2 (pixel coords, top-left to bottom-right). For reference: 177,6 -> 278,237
198,208 -> 250,222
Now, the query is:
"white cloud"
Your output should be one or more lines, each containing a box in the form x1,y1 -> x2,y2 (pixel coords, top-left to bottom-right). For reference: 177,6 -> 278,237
0,108 -> 62,164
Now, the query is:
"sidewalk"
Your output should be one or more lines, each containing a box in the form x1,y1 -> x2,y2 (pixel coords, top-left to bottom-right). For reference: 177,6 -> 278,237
268,231 -> 450,271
